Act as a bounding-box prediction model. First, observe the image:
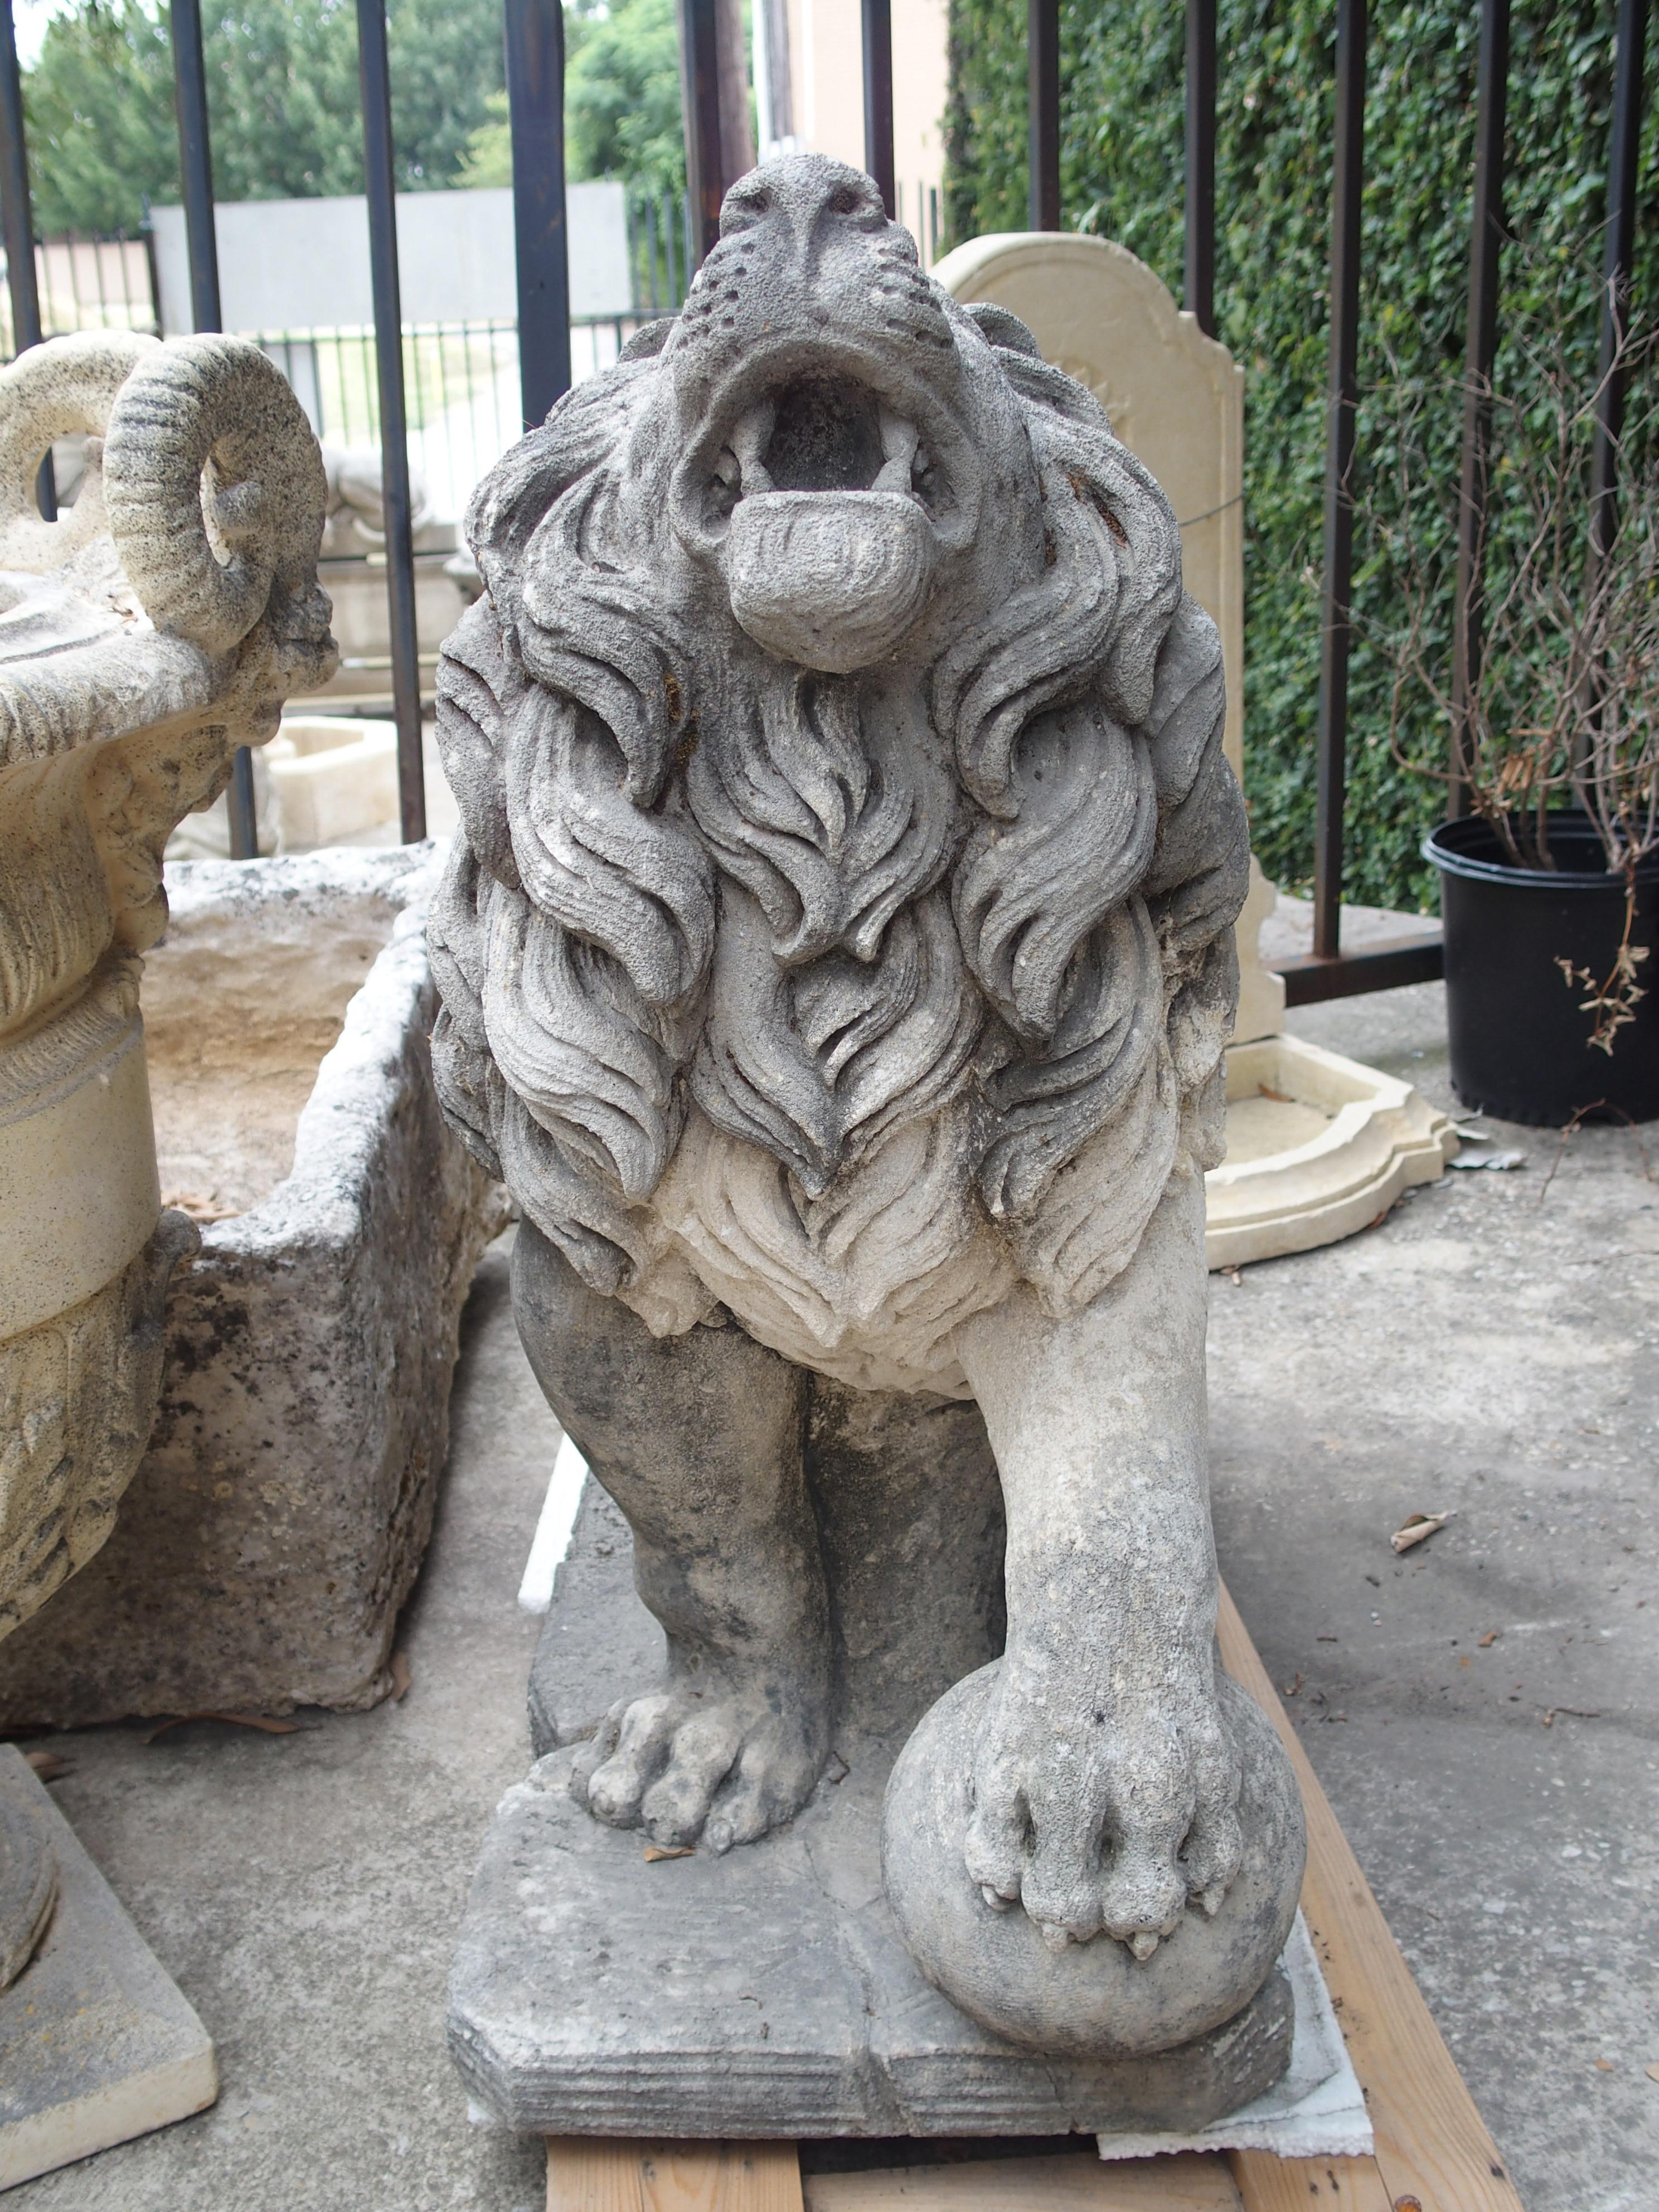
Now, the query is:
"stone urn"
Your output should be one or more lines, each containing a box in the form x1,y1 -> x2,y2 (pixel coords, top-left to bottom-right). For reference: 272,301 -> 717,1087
0,329 -> 334,2014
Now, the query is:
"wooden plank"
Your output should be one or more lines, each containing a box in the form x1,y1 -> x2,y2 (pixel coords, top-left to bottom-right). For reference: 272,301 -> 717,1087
548,2138 -> 804,2212
1217,1583 -> 1525,2212
1226,2149 -> 1391,2212
803,2151 -> 1240,2210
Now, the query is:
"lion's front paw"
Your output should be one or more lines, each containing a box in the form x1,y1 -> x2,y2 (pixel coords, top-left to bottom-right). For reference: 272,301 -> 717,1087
964,1651 -> 1243,1959
570,1675 -> 828,1854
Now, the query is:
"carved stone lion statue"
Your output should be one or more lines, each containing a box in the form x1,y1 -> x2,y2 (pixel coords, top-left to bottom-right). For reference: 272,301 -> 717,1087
430,156 -> 1303,2060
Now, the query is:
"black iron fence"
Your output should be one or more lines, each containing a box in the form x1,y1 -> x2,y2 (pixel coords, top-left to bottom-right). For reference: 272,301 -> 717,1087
0,235 -> 157,356
1012,0 -> 1648,1003
0,0 -> 1646,983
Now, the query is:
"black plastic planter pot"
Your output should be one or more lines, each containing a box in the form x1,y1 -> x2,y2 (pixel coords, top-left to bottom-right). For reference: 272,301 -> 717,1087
1424,812 -> 1659,1126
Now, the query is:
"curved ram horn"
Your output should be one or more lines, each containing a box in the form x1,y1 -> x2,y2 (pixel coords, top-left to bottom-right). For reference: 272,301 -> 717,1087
0,331 -> 157,574
101,336 -> 328,659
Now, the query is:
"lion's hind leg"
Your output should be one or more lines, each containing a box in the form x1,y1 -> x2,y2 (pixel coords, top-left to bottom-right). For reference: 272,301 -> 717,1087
511,1221 -> 832,1852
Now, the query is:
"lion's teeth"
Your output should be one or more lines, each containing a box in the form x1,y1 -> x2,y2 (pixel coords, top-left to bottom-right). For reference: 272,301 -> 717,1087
730,400 -> 776,494
875,404 -> 919,493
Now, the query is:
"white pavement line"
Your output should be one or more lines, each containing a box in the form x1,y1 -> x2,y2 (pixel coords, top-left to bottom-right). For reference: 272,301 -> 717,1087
517,1433 -> 590,1616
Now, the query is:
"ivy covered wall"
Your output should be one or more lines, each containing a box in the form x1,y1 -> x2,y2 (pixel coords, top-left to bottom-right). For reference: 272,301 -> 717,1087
943,1 -> 1659,909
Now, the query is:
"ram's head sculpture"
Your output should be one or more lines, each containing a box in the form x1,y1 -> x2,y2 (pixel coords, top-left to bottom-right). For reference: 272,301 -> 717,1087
0,331 -> 331,1983
433,159 -> 1303,2065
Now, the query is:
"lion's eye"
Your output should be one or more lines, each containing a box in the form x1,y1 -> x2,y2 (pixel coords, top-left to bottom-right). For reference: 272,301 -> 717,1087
828,187 -> 861,216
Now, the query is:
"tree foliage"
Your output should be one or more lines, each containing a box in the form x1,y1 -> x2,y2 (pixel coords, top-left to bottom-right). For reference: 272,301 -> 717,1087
24,0 -> 505,235
944,0 -> 1659,908
460,0 -> 687,200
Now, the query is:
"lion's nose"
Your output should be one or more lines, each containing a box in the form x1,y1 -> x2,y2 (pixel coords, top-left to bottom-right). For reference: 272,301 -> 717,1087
718,156 -> 887,250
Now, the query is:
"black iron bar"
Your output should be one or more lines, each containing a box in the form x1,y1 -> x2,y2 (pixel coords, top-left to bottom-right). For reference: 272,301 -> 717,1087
1588,0 -> 1648,576
1448,0 -> 1508,819
170,0 -> 222,331
142,226 -> 162,337
1277,933 -> 1444,1005
1312,0 -> 1366,961
0,0 -> 52,517
506,0 -> 570,431
862,0 -> 895,216
1027,0 -> 1060,231
173,0 -> 264,858
680,0 -> 724,266
1184,0 -> 1216,335
356,0 -> 425,841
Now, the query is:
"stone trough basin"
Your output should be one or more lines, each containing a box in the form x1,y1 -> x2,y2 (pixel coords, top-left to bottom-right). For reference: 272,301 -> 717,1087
0,847 -> 507,1726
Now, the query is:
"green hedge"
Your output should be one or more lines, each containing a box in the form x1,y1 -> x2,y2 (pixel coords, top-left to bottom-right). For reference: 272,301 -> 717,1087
944,0 -> 1659,910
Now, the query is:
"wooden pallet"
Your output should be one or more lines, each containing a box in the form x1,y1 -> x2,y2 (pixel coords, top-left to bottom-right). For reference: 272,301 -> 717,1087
545,1587 -> 1526,2212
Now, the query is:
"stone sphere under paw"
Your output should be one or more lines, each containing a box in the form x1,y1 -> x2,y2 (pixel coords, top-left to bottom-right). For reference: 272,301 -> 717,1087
881,1665 -> 1305,2058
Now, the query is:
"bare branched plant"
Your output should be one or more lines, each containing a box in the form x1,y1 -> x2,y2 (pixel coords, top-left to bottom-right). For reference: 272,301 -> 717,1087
1361,248 -> 1659,1050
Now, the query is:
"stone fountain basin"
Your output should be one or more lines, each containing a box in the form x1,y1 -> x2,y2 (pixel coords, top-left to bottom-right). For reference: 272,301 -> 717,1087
1205,1034 -> 1456,1270
0,846 -> 507,1726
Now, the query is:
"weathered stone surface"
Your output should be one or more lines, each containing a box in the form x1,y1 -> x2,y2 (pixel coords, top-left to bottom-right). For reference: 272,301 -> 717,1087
438,153 -> 1303,2080
0,848 -> 509,1725
453,1481 -> 1294,2137
0,333 -> 335,1669
0,327 -> 334,2056
0,1749 -> 216,2191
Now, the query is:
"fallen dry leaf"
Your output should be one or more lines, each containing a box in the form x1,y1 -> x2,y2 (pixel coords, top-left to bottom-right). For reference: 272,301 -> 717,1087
143,1711 -> 300,1744
23,1750 -> 69,1781
1392,1511 -> 1454,1554
1645,2063 -> 1659,2083
1478,1629 -> 1500,1647
389,1650 -> 413,1703
1458,1655 -> 1471,1668
1595,2057 -> 1615,2071
643,1844 -> 693,1864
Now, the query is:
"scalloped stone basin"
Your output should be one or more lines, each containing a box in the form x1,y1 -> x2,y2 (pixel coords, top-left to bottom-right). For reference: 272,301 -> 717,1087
0,846 -> 506,1726
1205,1035 -> 1456,1270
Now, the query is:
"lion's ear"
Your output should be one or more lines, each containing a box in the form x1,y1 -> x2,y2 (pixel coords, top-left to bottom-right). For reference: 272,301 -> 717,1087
618,318 -> 676,363
958,301 -> 1042,359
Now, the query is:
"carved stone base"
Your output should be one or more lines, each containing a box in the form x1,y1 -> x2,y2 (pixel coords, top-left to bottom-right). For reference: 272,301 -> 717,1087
450,1483 -> 1296,2138
0,1767 -> 56,1991
0,1210 -> 198,1644
0,1748 -> 216,2190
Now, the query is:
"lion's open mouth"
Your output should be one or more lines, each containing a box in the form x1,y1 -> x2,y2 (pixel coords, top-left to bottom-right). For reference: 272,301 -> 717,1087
707,376 -> 935,517
673,360 -> 972,674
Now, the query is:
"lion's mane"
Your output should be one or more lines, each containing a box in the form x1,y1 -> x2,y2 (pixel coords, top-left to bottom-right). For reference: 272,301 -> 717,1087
427,308 -> 1248,1339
